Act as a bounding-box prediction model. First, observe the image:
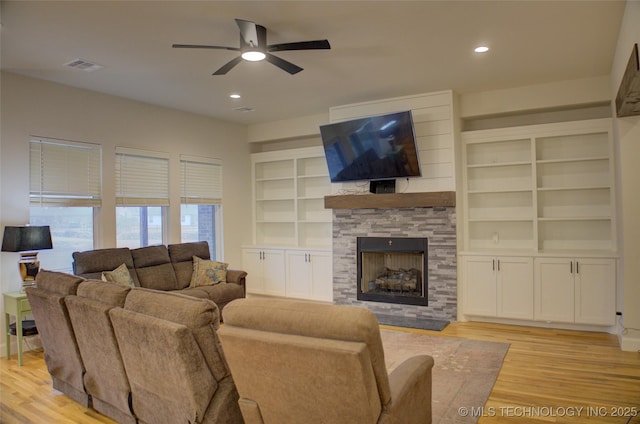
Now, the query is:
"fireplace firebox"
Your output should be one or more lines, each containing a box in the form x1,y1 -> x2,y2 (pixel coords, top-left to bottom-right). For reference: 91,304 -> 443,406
357,237 -> 428,306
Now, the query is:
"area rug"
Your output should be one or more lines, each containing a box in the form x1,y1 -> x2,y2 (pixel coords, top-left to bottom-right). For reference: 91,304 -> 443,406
380,330 -> 509,424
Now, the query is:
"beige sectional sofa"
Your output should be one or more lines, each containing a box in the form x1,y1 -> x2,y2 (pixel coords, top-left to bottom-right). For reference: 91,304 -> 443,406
72,241 -> 246,312
27,271 -> 244,424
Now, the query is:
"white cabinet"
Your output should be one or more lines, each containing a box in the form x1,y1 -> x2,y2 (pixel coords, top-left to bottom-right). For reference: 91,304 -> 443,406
252,147 -> 332,248
285,250 -> 333,302
463,256 -> 533,320
242,248 -> 286,296
242,247 -> 332,302
534,257 -> 616,326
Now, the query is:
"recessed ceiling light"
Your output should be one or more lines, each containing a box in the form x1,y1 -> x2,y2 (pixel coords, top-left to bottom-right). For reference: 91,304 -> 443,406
474,46 -> 489,53
229,94 -> 241,99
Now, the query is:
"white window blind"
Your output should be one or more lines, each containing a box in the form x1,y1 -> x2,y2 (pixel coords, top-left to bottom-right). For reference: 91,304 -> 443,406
116,147 -> 170,206
180,155 -> 222,205
30,138 -> 102,207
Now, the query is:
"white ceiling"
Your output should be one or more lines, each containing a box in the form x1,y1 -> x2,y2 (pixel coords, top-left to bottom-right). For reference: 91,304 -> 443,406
0,1 -> 626,125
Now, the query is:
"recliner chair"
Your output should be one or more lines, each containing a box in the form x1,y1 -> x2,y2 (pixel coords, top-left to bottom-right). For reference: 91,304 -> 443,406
109,288 -> 243,424
65,280 -> 136,423
218,298 -> 434,424
25,270 -> 89,406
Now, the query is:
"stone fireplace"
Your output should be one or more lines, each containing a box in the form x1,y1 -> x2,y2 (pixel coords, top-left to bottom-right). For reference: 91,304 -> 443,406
327,192 -> 457,324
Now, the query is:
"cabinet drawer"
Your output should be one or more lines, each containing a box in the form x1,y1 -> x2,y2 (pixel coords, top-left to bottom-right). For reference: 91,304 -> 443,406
19,298 -> 31,313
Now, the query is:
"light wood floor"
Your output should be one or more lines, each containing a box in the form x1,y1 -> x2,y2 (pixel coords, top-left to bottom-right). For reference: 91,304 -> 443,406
1,321 -> 639,423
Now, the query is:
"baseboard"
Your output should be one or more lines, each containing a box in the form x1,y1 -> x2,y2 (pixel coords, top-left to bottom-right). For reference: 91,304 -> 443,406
619,328 -> 640,352
463,315 -> 617,334
1,335 -> 42,359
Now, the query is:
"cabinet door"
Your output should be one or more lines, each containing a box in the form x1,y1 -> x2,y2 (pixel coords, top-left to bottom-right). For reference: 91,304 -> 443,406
242,249 -> 265,294
262,249 -> 286,296
534,258 -> 574,323
285,251 -> 312,299
497,257 -> 534,320
463,256 -> 497,317
575,258 -> 616,325
310,251 -> 333,302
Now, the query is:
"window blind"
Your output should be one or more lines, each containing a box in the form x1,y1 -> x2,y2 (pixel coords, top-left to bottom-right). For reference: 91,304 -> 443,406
180,155 -> 222,205
115,147 -> 170,206
30,138 -> 102,207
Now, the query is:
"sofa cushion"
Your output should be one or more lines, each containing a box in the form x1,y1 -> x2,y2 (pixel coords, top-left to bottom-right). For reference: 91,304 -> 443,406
190,257 -> 228,287
101,263 -> 135,288
168,241 -> 211,289
194,283 -> 245,307
73,248 -> 140,286
131,245 -> 179,291
77,279 -> 131,307
35,270 -> 84,295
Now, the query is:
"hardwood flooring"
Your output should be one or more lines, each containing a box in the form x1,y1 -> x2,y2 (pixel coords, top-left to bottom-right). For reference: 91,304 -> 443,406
1,321 -> 639,423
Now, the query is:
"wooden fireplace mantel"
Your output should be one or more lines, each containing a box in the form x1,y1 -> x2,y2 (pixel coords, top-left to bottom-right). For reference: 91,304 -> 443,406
324,191 -> 456,209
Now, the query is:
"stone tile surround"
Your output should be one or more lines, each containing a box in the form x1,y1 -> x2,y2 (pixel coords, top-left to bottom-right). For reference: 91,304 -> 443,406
332,206 -> 457,321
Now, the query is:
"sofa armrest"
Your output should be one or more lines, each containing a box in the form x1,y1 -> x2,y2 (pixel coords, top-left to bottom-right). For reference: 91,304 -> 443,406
227,270 -> 247,287
380,354 -> 434,424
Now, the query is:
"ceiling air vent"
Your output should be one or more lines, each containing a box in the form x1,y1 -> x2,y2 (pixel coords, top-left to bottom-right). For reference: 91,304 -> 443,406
233,107 -> 255,113
64,58 -> 104,72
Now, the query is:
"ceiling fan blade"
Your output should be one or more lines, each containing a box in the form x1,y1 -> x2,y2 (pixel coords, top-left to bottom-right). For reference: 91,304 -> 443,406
173,44 -> 240,51
213,56 -> 243,75
268,40 -> 331,52
265,53 -> 303,75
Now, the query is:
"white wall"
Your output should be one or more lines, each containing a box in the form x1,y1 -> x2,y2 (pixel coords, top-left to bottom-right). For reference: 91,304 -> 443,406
610,0 -> 640,352
460,76 -> 611,118
1,72 -> 253,294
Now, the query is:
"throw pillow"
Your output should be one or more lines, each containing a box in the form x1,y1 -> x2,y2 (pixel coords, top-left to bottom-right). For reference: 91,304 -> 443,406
102,263 -> 135,287
190,256 -> 228,287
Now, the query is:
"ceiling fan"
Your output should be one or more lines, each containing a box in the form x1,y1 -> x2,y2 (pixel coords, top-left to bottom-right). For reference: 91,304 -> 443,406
172,19 -> 331,75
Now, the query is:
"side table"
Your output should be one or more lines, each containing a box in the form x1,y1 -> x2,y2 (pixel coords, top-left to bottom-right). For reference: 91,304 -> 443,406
4,291 -> 33,366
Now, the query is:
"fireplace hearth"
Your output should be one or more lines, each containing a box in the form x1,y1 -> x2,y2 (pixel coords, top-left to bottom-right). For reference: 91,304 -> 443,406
357,237 -> 428,306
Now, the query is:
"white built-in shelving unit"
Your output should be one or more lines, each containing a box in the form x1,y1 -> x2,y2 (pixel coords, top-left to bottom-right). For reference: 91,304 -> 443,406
461,118 -> 617,328
252,147 -> 332,248
243,146 -> 333,301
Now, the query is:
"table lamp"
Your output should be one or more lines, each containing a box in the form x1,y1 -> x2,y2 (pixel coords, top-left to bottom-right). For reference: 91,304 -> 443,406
2,225 -> 53,290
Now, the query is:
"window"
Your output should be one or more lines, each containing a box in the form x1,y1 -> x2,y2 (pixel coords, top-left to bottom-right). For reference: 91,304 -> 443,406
115,147 -> 169,248
29,138 -> 101,272
180,155 -> 223,259
116,206 -> 163,249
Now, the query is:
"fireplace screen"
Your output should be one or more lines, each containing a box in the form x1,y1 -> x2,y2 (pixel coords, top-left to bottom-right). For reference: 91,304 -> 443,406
357,237 -> 428,306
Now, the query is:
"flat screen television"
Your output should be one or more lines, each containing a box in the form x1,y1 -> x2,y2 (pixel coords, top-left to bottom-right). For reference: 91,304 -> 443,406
320,110 -> 421,184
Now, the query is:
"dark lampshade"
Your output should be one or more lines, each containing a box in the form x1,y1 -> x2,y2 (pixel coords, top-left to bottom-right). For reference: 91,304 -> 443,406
2,226 -> 53,286
2,226 -> 53,252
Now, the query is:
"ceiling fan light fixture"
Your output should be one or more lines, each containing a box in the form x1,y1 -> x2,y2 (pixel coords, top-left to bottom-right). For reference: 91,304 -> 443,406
241,50 -> 266,61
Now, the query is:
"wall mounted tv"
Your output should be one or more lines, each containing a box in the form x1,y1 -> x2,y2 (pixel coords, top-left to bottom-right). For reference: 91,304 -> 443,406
319,110 -> 421,190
